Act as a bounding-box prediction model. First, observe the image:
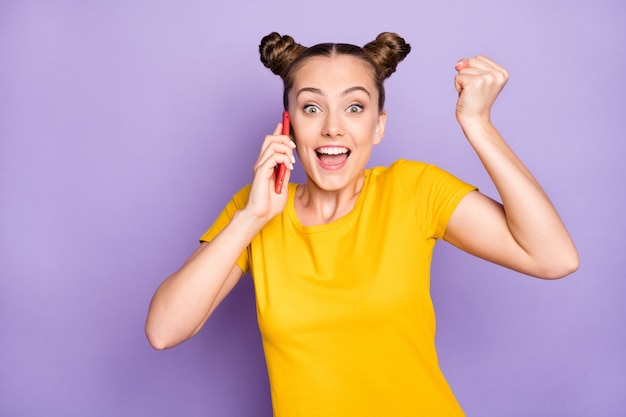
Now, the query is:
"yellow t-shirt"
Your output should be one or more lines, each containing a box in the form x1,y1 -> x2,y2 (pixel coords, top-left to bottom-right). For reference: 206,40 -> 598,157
201,159 -> 476,416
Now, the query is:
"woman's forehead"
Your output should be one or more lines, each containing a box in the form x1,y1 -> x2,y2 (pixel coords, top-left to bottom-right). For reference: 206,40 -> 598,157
292,55 -> 376,87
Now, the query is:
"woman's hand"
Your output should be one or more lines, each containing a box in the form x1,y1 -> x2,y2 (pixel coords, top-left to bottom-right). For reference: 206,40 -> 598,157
454,55 -> 509,126
243,121 -> 296,222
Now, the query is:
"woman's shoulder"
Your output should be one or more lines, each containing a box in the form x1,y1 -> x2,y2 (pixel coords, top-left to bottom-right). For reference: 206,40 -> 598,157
367,159 -> 470,193
368,158 -> 436,180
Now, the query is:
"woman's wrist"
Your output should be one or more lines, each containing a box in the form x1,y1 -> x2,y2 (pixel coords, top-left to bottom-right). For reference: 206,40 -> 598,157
233,208 -> 270,237
457,114 -> 496,139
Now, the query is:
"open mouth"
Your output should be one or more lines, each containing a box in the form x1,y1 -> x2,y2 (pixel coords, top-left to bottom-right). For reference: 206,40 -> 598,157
315,146 -> 351,167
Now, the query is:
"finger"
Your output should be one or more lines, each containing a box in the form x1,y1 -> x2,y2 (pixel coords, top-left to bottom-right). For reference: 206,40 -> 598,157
455,57 -> 495,76
468,56 -> 509,79
259,130 -> 295,160
454,74 -> 469,95
455,59 -> 469,71
454,69 -> 487,94
464,56 -> 496,72
474,55 -> 501,70
255,141 -> 295,171
454,69 -> 480,92
278,166 -> 293,194
275,120 -> 292,141
456,67 -> 489,76
476,55 -> 510,80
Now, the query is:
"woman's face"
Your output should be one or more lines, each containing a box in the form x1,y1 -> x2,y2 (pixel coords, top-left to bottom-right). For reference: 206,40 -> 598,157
287,54 -> 386,192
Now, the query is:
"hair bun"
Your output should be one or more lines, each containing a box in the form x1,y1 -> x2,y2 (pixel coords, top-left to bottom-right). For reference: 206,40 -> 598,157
259,32 -> 306,79
363,32 -> 411,80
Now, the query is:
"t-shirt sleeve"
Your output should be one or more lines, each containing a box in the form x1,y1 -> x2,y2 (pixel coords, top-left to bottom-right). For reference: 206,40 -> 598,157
198,185 -> 251,274
396,160 -> 477,240
421,164 -> 476,239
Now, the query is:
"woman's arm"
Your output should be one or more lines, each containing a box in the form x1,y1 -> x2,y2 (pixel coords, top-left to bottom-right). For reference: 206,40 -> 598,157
145,213 -> 256,350
145,121 -> 296,349
443,56 -> 579,279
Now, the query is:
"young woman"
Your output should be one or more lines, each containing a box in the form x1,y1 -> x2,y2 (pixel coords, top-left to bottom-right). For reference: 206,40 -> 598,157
146,32 -> 579,416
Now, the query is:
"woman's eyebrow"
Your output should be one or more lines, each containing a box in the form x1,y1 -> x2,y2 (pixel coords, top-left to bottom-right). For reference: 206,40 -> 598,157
296,86 -> 371,99
341,86 -> 371,98
296,87 -> 323,99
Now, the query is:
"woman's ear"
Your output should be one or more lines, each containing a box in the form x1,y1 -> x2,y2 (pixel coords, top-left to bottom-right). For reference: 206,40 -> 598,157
373,111 -> 387,145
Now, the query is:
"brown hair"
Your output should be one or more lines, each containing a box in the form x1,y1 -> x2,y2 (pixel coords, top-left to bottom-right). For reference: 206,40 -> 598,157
259,32 -> 411,111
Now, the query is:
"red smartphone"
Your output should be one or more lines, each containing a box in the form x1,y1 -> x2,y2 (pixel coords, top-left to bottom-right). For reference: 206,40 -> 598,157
275,111 -> 290,194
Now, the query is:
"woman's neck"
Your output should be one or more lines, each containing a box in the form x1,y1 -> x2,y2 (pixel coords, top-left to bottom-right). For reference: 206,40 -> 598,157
294,173 -> 366,226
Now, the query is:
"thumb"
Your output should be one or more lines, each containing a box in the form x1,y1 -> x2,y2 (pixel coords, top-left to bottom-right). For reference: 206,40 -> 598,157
272,122 -> 282,135
455,59 -> 469,71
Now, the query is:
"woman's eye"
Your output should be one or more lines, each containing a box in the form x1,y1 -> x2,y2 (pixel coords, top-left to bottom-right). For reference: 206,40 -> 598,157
303,105 -> 320,114
347,104 -> 363,114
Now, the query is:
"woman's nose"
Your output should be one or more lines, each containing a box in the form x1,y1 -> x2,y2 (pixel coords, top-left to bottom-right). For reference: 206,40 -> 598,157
321,112 -> 344,137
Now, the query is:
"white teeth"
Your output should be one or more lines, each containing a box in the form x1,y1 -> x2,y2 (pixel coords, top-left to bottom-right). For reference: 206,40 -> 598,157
316,147 -> 349,155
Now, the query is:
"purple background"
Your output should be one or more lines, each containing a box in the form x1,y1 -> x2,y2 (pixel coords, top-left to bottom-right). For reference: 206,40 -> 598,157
1,0 -> 624,416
